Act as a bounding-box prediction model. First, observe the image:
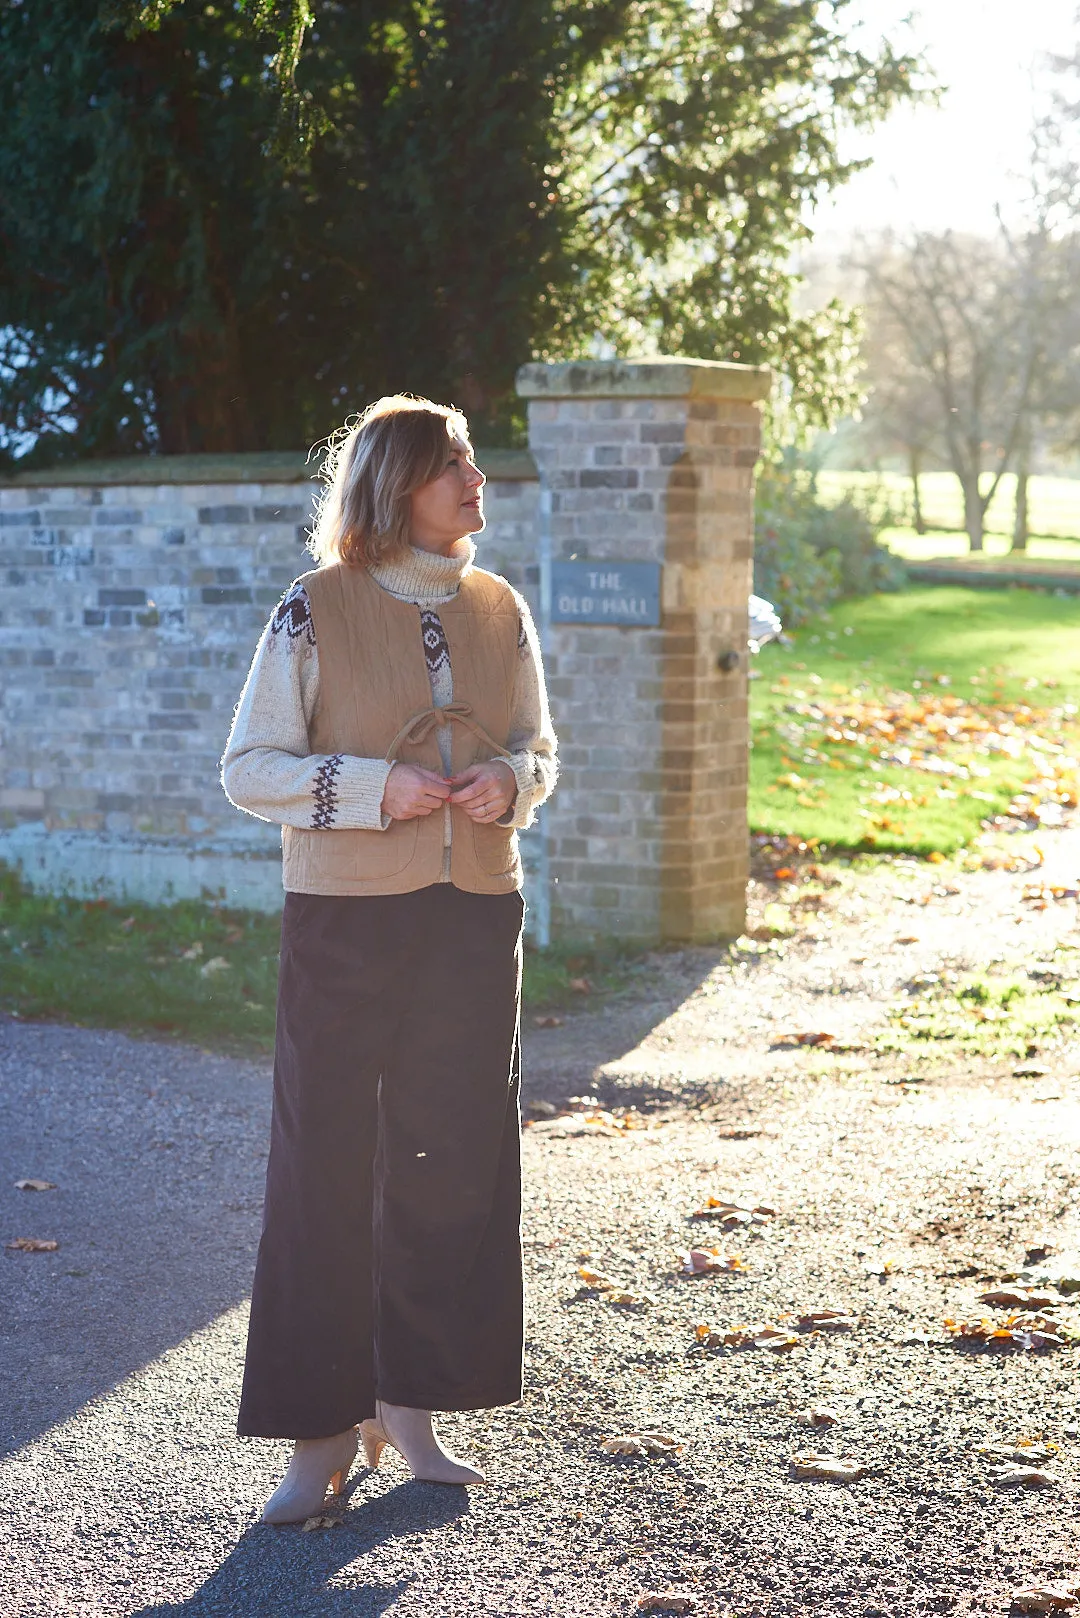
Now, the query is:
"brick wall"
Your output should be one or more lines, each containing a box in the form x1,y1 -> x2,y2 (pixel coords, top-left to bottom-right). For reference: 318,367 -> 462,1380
0,480 -> 308,840
0,455 -> 539,909
519,360 -> 768,941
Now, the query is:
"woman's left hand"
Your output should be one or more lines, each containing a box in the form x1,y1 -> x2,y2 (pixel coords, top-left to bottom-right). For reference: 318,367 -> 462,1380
448,760 -> 517,822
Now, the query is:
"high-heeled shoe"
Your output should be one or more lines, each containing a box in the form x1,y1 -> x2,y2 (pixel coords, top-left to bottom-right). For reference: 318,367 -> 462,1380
260,1426 -> 359,1524
360,1399 -> 485,1485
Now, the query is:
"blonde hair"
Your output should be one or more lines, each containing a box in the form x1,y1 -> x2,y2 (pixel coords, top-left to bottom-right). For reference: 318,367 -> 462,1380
308,394 -> 470,567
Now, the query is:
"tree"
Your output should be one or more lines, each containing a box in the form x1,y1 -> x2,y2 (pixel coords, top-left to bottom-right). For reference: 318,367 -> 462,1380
548,0 -> 919,438
853,294 -> 943,534
0,0 -> 921,462
1005,85 -> 1080,550
857,233 -> 1046,552
0,2 -> 302,459
855,89 -> 1080,555
996,112 -> 1080,551
111,0 -> 317,144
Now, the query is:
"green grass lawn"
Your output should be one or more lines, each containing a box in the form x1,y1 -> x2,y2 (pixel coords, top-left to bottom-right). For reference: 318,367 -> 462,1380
749,587 -> 1080,854
816,468 -> 1080,554
878,528 -> 1080,566
0,866 -> 642,1057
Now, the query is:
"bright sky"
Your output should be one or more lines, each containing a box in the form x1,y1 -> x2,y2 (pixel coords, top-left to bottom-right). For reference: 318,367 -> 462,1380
810,0 -> 1080,242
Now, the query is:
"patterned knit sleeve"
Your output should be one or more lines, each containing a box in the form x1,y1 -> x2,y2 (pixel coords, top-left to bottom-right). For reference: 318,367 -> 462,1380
220,582 -> 394,832
498,592 -> 559,830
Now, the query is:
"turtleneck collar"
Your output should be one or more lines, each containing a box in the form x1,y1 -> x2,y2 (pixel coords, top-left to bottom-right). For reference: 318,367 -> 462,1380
369,538 -> 476,606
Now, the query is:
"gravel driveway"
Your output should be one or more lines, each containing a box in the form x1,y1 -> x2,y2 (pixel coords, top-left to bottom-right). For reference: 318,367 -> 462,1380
1,831 -> 1079,1617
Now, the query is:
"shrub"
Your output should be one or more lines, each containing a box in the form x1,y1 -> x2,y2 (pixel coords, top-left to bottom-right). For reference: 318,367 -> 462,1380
754,464 -> 906,626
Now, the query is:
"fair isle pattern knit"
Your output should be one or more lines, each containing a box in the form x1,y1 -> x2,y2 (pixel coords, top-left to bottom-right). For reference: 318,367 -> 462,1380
220,540 -> 558,841
311,753 -> 343,830
420,609 -> 452,680
419,607 -> 455,792
270,581 -> 316,648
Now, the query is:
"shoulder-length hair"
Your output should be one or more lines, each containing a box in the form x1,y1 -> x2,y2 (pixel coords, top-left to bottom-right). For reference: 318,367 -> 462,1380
308,394 -> 470,568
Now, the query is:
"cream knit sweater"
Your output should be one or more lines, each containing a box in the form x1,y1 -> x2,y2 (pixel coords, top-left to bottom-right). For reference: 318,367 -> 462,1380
221,541 -> 558,851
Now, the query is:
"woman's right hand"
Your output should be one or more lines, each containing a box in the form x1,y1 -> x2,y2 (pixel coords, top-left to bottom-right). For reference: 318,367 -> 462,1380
381,763 -> 453,821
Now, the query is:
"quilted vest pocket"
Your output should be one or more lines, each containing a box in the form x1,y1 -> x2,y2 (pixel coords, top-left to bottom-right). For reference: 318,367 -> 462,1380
283,819 -> 420,886
470,819 -> 519,879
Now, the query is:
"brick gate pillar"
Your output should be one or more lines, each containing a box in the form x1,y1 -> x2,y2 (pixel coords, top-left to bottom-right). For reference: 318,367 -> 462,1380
516,358 -> 770,943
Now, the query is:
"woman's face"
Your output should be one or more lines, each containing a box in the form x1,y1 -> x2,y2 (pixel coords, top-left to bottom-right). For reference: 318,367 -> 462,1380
409,437 -> 486,555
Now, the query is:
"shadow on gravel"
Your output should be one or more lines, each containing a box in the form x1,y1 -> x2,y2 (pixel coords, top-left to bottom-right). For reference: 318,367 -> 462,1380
0,1020 -> 270,1457
522,945 -> 728,1114
127,1479 -> 469,1618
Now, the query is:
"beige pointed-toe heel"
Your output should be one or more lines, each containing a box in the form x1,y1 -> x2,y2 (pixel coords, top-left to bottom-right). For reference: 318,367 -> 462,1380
260,1426 -> 359,1525
364,1400 -> 485,1485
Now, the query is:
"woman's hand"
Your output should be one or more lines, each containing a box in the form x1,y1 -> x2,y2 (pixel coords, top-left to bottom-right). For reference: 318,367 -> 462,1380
448,761 -> 517,823
381,764 -> 453,820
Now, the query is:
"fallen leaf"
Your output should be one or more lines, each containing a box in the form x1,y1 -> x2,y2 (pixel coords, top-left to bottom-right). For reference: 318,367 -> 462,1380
788,1453 -> 867,1482
678,1247 -> 746,1276
753,1327 -> 801,1352
714,1126 -> 762,1140
603,1290 -> 651,1310
798,1309 -> 857,1333
300,1514 -> 342,1531
895,935 -> 921,945
532,1015 -> 563,1028
978,1443 -> 1058,1465
1010,1585 -> 1080,1614
991,1466 -> 1057,1489
796,1406 -> 841,1428
944,1312 -> 1073,1351
772,1030 -> 837,1048
5,1237 -> 59,1252
1013,1065 -> 1050,1078
979,1287 -> 1057,1310
578,1266 -> 617,1290
690,1197 -> 775,1229
576,1266 -> 651,1309
773,867 -> 796,881
600,1431 -> 684,1458
14,1179 -> 55,1192
637,1594 -> 696,1614
699,1321 -> 800,1352
567,976 -> 593,995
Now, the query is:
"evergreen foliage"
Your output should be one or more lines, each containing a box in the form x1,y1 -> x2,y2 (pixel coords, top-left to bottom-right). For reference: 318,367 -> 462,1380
754,464 -> 906,626
0,1 -> 919,462
0,2 -> 296,459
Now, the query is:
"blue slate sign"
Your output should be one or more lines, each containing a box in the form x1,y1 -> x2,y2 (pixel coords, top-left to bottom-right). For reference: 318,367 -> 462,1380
550,560 -> 661,626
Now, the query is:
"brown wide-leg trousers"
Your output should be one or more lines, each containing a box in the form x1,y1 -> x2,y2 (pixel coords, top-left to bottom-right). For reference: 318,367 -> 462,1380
238,883 -> 525,1439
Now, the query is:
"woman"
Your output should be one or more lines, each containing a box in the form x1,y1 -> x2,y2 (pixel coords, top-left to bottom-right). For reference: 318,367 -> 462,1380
221,394 -> 558,1524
